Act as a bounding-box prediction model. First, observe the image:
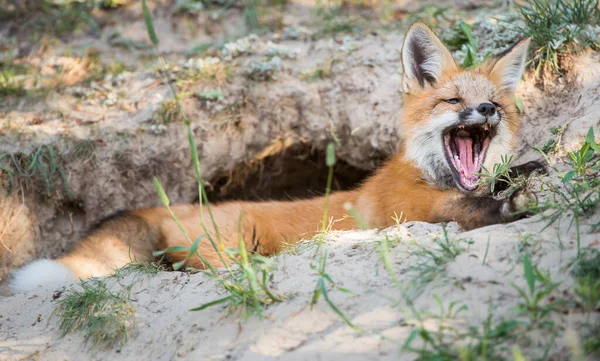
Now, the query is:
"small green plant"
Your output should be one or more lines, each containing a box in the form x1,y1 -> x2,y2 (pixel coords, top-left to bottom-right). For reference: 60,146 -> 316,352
54,278 -> 135,348
562,128 -> 600,183
408,224 -> 466,290
153,177 -> 284,318
301,57 -> 337,81
196,90 -> 224,101
244,0 -> 260,30
17,0 -> 98,38
316,16 -> 361,37
443,21 -> 491,68
155,99 -> 182,125
175,0 -> 235,15
377,235 -> 402,288
517,0 -> 600,82
584,327 -> 600,355
574,276 -> 600,312
0,64 -> 26,96
571,248 -> 600,312
0,145 -> 70,197
475,154 -> 514,193
531,128 -> 600,249
535,126 -> 565,155
243,56 -> 282,81
403,298 -> 478,360
309,244 -> 360,330
113,261 -> 168,278
70,139 -> 98,165
309,143 -> 361,330
510,253 -> 563,327
570,248 -> 600,279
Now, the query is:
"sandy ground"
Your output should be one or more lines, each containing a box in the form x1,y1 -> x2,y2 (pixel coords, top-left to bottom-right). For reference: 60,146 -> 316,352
1,216 -> 599,360
1,1 -> 600,360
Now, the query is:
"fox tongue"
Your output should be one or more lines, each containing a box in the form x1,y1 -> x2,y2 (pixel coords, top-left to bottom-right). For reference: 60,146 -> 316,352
455,136 -> 477,176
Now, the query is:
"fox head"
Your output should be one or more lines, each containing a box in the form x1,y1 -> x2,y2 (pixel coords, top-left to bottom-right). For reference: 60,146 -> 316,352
400,22 -> 530,192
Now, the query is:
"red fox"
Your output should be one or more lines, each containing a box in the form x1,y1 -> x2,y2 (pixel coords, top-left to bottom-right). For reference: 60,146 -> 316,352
9,23 -> 543,293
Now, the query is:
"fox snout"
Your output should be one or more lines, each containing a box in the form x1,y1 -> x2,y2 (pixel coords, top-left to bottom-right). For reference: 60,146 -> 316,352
477,103 -> 496,117
458,102 -> 500,126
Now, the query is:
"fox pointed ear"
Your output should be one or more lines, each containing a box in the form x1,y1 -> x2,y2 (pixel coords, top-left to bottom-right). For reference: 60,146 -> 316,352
487,38 -> 530,93
401,22 -> 457,93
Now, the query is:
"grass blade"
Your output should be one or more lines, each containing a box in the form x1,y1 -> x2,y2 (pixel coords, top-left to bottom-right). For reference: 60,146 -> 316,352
142,0 -> 159,45
318,278 -> 360,331
172,260 -> 185,270
585,128 -> 600,153
523,253 -> 535,295
190,296 -> 232,311
153,177 -> 170,207
152,245 -> 188,257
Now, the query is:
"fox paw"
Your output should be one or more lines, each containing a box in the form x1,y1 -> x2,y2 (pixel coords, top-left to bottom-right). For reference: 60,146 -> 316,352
500,189 -> 537,221
510,160 -> 548,178
491,160 -> 547,195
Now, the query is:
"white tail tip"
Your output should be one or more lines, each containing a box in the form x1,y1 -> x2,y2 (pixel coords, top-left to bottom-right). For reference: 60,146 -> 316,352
9,259 -> 76,293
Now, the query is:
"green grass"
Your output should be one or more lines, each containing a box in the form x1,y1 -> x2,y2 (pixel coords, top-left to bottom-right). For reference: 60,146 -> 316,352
442,20 -> 491,69
475,155 -> 515,194
0,47 -> 122,99
535,126 -> 565,155
0,64 -> 27,97
6,0 -> 99,38
407,224 -> 468,295
113,261 -> 168,278
570,248 -> 600,312
531,128 -> 600,254
510,253 -> 563,327
196,90 -> 224,101
397,253 -> 567,361
0,145 -> 71,198
69,139 -> 98,165
301,56 -> 339,82
373,214 -> 585,361
306,143 -> 363,331
517,0 -> 600,82
492,127 -> 600,257
153,167 -> 284,318
53,278 -> 136,349
574,275 -> 600,312
317,16 -> 361,37
178,62 -> 232,89
570,248 -> 600,279
154,99 -> 182,125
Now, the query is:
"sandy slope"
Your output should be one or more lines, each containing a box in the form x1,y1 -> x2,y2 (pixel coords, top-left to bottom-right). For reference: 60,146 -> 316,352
1,214 -> 599,361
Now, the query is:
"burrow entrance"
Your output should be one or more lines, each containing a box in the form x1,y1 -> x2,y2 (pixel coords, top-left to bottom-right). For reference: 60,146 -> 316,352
205,143 -> 383,203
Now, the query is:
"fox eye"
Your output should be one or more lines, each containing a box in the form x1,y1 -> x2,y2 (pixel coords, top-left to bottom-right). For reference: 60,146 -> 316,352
444,98 -> 461,104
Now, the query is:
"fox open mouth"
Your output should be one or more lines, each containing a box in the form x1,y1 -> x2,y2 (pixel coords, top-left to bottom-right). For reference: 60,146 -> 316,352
443,124 -> 495,191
